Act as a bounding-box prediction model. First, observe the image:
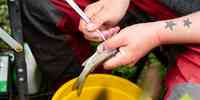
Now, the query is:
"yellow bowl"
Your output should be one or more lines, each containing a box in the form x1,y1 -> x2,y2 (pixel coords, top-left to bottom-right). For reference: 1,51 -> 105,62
52,74 -> 142,100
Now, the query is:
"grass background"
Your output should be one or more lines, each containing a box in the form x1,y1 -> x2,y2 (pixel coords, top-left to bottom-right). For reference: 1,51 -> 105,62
0,0 -> 11,49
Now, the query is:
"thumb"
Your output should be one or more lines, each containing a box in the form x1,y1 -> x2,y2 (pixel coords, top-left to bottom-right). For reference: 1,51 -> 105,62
87,9 -> 111,31
84,2 -> 105,31
84,2 -> 104,18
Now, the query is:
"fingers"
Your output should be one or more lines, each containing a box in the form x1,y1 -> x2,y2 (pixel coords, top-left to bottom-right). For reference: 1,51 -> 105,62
81,26 -> 120,42
84,2 -> 104,18
79,1 -> 120,42
87,12 -> 109,31
101,30 -> 133,69
101,26 -> 120,39
85,3 -> 105,31
85,3 -> 111,31
79,2 -> 109,41
79,2 -> 104,41
101,27 -> 141,69
103,46 -> 138,69
102,29 -> 126,50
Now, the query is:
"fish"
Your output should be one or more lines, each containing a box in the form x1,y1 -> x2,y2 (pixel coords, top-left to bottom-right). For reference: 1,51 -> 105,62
73,44 -> 117,96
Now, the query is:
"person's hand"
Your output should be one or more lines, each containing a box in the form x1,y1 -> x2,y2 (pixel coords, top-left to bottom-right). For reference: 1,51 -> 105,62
102,22 -> 162,69
79,0 -> 130,42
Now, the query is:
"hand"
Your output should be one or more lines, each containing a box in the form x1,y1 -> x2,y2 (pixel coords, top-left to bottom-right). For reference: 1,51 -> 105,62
102,22 -> 161,69
79,0 -> 130,41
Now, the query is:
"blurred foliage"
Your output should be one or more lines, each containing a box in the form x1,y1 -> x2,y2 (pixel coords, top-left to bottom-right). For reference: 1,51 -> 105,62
0,0 -> 11,49
148,53 -> 166,79
0,0 -> 10,32
112,66 -> 138,79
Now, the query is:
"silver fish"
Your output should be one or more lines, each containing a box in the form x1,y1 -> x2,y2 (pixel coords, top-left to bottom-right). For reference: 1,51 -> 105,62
73,44 -> 117,96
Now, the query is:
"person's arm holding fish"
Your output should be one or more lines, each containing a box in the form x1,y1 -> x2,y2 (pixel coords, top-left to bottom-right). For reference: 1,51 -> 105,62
79,0 -> 200,69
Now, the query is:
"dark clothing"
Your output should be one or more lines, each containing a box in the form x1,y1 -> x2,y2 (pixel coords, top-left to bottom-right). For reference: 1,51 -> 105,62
159,0 -> 200,15
20,0 -> 200,99
21,0 -> 92,86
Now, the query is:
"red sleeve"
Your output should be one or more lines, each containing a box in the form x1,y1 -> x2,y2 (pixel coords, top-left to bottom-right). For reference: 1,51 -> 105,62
51,0 -> 91,32
50,0 -> 92,63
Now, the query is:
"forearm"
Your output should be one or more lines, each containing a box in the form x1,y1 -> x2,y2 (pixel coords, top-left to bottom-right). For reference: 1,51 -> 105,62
99,0 -> 131,10
156,11 -> 200,44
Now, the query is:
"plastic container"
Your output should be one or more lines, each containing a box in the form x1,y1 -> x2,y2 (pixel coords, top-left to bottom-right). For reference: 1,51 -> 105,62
24,43 -> 41,94
52,74 -> 142,100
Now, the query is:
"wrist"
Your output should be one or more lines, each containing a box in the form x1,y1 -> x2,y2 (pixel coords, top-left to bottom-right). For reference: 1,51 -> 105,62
153,21 -> 169,45
146,22 -> 163,46
128,22 -> 162,48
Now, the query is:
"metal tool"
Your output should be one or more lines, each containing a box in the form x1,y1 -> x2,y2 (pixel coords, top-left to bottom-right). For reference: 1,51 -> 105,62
64,0 -> 106,40
0,27 -> 23,52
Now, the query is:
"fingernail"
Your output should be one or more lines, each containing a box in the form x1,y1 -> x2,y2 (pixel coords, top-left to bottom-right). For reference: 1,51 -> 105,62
92,32 -> 100,37
112,27 -> 120,32
87,23 -> 95,31
115,26 -> 120,30
102,31 -> 110,36
111,27 -> 117,32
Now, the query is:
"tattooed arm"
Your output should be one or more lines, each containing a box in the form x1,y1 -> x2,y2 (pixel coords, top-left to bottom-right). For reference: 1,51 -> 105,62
101,11 -> 200,69
158,11 -> 200,44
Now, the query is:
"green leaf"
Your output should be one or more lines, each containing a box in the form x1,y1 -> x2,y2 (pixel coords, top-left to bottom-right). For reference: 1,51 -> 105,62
0,0 -> 11,48
112,65 -> 138,79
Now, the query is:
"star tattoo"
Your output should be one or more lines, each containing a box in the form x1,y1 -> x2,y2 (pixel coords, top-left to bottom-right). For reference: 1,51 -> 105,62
165,21 -> 176,31
183,18 -> 192,28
